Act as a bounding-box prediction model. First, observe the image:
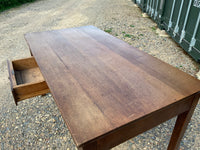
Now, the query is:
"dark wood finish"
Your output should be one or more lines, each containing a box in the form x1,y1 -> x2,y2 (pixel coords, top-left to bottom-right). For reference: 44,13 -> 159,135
167,95 -> 200,150
24,26 -> 200,149
7,57 -> 50,105
79,95 -> 196,150
7,59 -> 18,105
80,95 -> 196,150
79,141 -> 97,150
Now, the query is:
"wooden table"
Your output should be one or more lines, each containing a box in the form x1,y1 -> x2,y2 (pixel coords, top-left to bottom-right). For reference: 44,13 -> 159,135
24,26 -> 200,150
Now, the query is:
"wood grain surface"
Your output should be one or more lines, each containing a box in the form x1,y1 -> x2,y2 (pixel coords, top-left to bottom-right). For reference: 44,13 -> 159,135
24,26 -> 200,148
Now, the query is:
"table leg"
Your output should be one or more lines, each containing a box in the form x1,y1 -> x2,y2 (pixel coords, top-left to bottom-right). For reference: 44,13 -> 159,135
78,141 -> 98,150
167,95 -> 199,150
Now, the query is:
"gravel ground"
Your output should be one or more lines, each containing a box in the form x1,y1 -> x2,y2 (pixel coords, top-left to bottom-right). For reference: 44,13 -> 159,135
0,0 -> 200,149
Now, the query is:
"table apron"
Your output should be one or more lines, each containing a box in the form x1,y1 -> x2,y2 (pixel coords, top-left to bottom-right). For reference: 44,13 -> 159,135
79,94 -> 196,150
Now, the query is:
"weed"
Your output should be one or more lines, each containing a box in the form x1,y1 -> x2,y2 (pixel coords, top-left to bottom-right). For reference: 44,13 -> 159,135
151,26 -> 156,31
104,28 -> 112,33
130,25 -> 135,27
124,34 -> 132,38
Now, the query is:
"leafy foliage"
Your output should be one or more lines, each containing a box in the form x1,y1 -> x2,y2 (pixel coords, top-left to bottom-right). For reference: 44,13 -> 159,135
0,0 -> 36,12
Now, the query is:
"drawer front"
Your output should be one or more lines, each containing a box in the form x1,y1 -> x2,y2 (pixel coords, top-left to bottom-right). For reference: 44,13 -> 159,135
7,57 -> 50,105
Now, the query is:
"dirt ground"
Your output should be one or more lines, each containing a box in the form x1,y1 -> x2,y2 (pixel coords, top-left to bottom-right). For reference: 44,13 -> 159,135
0,0 -> 200,149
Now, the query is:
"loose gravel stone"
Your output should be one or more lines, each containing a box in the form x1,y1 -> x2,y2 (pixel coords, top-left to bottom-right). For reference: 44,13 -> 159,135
0,0 -> 200,149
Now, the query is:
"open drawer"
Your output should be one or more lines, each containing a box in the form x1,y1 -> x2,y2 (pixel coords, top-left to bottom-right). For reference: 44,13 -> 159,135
7,56 -> 50,105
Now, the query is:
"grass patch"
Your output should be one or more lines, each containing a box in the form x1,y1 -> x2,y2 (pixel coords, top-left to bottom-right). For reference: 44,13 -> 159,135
151,26 -> 157,31
104,28 -> 112,33
0,0 -> 36,12
121,31 -> 135,39
124,34 -> 132,38
130,25 -> 135,27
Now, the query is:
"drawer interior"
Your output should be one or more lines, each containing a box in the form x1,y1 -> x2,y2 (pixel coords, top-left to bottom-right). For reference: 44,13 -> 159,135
8,57 -> 50,105
15,68 -> 43,84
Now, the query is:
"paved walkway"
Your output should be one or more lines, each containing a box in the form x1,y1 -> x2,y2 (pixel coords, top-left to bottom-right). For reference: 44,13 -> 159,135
0,0 -> 199,149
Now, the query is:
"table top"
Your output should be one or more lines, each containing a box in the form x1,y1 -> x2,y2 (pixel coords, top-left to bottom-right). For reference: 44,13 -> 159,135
25,25 -> 200,147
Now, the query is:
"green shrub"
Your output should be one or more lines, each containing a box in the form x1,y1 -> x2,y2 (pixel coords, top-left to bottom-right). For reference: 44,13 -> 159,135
0,0 -> 36,12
